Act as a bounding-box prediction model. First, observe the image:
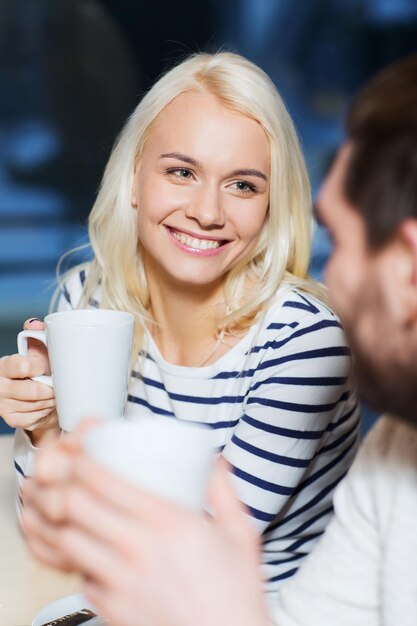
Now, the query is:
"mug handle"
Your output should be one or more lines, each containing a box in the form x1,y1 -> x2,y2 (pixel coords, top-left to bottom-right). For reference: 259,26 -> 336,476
17,330 -> 53,387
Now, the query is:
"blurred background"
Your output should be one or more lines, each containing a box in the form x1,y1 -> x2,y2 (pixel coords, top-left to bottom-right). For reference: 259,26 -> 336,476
1,0 -> 417,434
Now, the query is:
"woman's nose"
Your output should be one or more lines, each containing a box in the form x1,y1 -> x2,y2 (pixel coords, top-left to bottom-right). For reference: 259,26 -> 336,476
184,184 -> 225,228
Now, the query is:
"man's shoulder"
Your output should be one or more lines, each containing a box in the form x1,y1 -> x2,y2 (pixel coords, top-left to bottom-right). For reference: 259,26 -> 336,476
362,414 -> 417,457
348,415 -> 417,505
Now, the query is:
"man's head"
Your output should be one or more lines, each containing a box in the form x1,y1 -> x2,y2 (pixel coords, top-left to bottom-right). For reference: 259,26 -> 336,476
317,55 -> 417,423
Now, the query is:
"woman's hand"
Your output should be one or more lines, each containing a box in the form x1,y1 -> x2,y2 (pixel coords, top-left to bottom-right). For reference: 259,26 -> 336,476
0,318 -> 59,445
22,429 -> 270,626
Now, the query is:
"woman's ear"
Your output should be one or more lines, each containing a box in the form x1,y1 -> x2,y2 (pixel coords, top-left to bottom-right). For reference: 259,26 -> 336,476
131,164 -> 139,208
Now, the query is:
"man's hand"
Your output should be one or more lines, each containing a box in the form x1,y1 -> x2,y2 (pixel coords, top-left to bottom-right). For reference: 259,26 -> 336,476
22,427 -> 270,626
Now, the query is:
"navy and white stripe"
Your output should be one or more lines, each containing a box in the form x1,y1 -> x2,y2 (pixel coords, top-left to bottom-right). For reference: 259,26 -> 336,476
14,272 -> 360,597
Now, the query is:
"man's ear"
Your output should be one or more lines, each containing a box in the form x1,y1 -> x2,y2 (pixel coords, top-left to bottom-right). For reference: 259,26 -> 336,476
399,220 -> 417,284
396,219 -> 417,324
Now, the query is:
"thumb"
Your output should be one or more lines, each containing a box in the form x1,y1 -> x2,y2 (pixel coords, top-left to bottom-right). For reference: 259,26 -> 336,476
208,457 -> 248,530
23,318 -> 50,372
208,457 -> 260,557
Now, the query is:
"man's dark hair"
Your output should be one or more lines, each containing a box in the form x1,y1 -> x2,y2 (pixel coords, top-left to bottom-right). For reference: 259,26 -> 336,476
345,54 -> 417,248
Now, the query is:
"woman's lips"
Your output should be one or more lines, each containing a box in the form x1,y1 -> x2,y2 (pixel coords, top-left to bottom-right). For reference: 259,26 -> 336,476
165,227 -> 230,256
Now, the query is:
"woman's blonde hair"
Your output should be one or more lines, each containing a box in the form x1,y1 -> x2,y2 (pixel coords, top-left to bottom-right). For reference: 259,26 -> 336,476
56,51 -> 325,358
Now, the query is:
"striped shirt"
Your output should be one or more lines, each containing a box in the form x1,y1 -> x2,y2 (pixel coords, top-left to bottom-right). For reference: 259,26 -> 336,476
14,271 -> 360,598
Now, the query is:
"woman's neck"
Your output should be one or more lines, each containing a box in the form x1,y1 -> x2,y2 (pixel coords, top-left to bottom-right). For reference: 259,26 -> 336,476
147,276 -> 229,366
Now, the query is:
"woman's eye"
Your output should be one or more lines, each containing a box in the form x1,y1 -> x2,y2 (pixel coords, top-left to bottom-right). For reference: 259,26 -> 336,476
168,168 -> 193,179
233,180 -> 257,194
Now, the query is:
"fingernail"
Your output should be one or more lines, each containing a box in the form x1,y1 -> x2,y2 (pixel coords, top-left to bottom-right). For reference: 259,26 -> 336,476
28,318 -> 40,324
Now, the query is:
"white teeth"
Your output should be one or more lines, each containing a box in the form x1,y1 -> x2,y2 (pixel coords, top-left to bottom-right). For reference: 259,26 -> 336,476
171,230 -> 221,250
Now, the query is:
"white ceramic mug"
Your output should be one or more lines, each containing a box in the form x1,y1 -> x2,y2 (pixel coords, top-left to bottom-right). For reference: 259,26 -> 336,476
83,417 -> 215,510
17,309 -> 134,432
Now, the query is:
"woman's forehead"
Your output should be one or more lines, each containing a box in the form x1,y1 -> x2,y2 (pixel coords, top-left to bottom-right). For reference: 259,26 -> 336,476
143,91 -> 270,171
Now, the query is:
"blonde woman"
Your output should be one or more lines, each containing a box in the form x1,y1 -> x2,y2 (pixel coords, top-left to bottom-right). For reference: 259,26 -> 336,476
1,52 -> 359,596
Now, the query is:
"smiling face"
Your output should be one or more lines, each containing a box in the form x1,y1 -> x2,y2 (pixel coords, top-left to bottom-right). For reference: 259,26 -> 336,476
317,143 -> 417,421
131,91 -> 270,295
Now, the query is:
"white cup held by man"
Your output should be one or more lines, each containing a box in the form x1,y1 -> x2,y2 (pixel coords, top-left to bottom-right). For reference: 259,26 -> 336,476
83,417 -> 216,510
17,309 -> 134,432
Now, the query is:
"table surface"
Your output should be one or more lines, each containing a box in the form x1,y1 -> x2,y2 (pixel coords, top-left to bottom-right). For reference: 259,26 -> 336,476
0,435 -> 81,626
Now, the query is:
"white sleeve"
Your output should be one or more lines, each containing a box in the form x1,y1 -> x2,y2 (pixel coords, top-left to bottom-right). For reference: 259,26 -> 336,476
13,427 -> 39,516
270,430 -> 381,626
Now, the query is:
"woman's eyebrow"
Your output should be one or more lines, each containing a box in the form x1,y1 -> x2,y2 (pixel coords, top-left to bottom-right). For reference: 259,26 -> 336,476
159,153 -> 267,182
159,152 -> 201,167
228,168 -> 267,182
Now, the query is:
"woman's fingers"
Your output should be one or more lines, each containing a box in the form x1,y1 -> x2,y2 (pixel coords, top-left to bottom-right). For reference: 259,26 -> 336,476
9,409 -> 57,430
0,353 -> 49,380
23,318 -> 51,374
2,396 -> 55,413
0,352 -> 56,429
7,376 -> 54,401
23,318 -> 44,331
